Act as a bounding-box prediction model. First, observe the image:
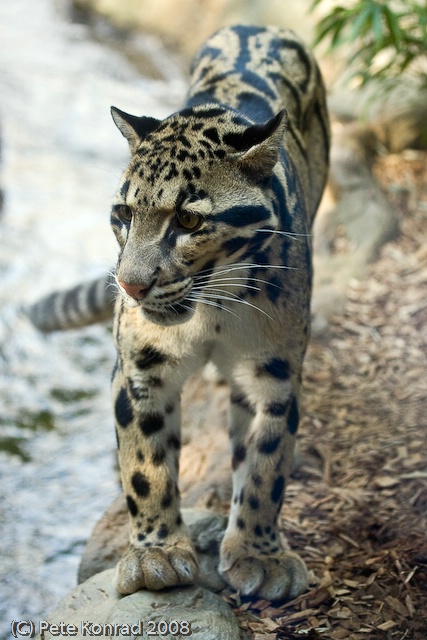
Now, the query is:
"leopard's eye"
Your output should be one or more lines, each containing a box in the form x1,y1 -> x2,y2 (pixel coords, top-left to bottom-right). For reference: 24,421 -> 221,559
117,205 -> 132,223
176,210 -> 202,231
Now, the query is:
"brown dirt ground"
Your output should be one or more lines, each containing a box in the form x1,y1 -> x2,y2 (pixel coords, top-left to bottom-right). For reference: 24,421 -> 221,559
181,150 -> 427,640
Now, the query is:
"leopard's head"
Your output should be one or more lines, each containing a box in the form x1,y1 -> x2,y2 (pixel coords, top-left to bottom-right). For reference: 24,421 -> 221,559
111,104 -> 287,326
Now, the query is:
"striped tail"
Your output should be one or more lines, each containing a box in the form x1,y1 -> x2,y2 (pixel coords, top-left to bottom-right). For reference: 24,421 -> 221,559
27,272 -> 117,332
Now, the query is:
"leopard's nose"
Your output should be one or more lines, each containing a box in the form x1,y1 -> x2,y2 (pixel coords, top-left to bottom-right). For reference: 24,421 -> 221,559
118,280 -> 153,300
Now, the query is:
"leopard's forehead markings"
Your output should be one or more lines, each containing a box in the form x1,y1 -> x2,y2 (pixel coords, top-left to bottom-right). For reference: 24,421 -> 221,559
121,111 -> 238,208
136,109 -> 242,168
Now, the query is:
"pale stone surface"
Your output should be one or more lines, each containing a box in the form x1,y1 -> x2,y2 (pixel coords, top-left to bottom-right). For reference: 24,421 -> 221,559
35,569 -> 245,640
311,121 -> 399,334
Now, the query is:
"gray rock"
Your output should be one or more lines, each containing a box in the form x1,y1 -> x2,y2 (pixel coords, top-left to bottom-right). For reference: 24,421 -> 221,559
35,569 -> 245,640
311,121 -> 399,334
78,495 -> 129,585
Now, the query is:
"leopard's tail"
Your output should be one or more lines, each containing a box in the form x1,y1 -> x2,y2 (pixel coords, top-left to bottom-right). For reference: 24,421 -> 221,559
26,272 -> 117,332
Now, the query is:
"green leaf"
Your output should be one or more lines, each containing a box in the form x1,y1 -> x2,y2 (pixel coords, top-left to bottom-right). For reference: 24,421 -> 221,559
311,0 -> 427,89
399,50 -> 417,73
372,3 -> 384,45
312,8 -> 349,47
383,5 -> 403,50
349,4 -> 373,41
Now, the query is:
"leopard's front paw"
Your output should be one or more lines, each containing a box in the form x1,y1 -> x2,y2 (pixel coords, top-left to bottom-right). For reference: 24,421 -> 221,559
219,538 -> 308,601
114,541 -> 199,595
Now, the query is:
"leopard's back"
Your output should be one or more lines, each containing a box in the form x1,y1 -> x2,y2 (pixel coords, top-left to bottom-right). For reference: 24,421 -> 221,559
187,26 -> 329,221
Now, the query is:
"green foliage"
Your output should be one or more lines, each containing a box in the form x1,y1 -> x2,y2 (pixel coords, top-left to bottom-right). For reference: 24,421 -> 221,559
311,0 -> 427,87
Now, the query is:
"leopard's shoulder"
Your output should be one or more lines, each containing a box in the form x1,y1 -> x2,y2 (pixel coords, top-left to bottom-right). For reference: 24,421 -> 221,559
186,25 -> 330,218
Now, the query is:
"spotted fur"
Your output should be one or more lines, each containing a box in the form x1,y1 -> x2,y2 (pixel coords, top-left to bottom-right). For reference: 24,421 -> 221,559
29,25 -> 329,600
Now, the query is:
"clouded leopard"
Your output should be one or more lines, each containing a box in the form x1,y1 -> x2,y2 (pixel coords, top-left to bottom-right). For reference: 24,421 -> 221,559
29,25 -> 329,600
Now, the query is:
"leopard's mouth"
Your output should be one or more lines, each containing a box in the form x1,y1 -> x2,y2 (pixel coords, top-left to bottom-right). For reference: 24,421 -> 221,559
139,298 -> 196,326
125,277 -> 196,326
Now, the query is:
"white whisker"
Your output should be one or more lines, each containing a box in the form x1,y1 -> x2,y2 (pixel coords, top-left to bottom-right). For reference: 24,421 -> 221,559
202,263 -> 298,281
256,228 -> 311,240
194,275 -> 260,286
173,302 -> 194,315
193,282 -> 261,293
187,294 -> 240,319
194,275 -> 282,292
105,270 -> 119,291
196,261 -> 297,280
196,287 -> 246,302
194,289 -> 275,322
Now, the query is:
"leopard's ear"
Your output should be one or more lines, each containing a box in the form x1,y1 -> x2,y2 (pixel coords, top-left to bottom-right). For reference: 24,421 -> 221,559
225,110 -> 288,179
111,106 -> 161,154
